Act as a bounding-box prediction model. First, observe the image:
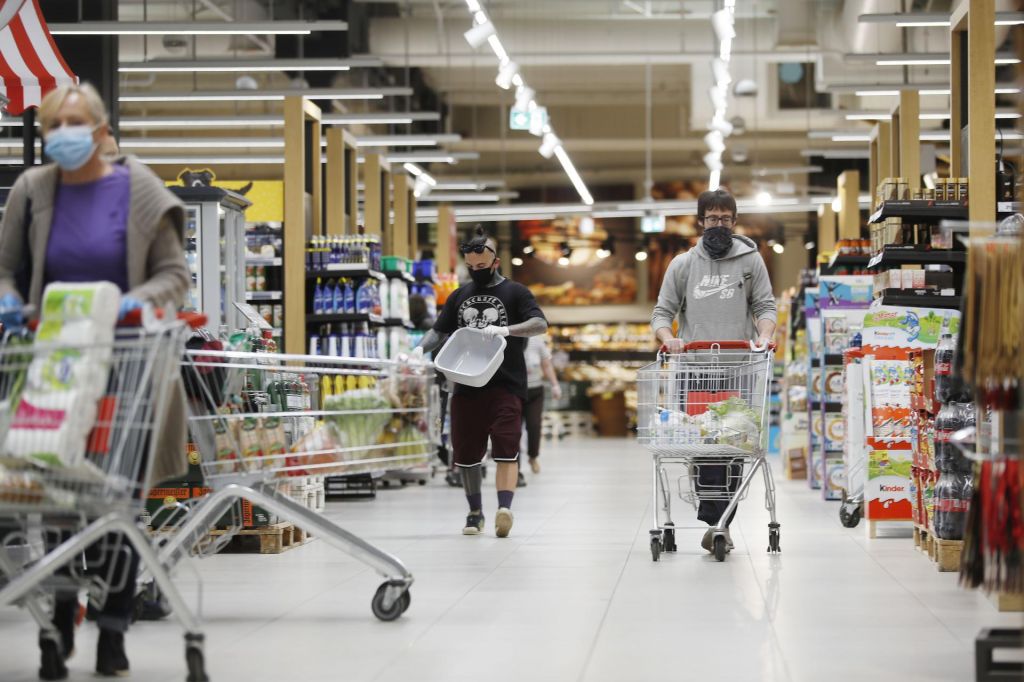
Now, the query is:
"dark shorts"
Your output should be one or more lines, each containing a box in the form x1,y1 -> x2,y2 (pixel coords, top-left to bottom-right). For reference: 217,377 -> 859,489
450,387 -> 523,467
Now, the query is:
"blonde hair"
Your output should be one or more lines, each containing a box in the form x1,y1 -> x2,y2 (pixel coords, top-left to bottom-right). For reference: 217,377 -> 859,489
38,82 -> 108,131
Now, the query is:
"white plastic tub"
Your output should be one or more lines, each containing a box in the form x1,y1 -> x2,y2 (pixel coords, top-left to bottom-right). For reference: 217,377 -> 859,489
434,327 -> 506,387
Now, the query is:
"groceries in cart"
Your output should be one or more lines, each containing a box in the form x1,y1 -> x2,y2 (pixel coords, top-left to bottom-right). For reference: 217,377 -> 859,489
1,282 -> 121,474
649,396 -> 761,452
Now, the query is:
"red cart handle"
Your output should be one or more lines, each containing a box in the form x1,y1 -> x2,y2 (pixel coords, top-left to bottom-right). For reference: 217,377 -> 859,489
118,308 -> 208,330
659,340 -> 776,353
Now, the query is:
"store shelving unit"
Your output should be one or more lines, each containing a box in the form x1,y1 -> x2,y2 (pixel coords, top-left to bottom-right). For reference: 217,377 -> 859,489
868,200 -> 969,225
867,246 -> 967,270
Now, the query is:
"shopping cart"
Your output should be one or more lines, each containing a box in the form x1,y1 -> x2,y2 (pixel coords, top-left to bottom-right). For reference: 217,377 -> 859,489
637,341 -> 780,562
155,348 -> 440,621
0,313 -> 210,681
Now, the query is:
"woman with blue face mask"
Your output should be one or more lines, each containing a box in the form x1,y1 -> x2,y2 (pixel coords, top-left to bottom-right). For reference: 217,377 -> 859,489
0,83 -> 190,679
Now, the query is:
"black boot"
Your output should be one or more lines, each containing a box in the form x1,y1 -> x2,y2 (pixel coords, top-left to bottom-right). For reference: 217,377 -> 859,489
96,629 -> 130,677
38,634 -> 68,681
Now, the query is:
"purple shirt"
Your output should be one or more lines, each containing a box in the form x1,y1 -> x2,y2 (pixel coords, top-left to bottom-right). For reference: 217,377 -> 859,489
44,164 -> 131,292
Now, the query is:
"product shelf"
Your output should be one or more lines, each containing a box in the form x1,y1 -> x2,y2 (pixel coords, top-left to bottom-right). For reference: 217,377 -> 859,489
826,253 -> 872,269
867,246 -> 967,270
868,200 -> 968,225
306,265 -> 384,280
246,291 -> 283,302
875,294 -> 962,310
246,257 -> 282,266
383,269 -> 415,283
383,318 -> 415,330
306,313 -> 385,326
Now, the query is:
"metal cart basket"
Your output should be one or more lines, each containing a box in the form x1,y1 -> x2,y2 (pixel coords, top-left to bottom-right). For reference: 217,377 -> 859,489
155,348 -> 440,622
0,318 -> 210,681
637,341 -> 780,562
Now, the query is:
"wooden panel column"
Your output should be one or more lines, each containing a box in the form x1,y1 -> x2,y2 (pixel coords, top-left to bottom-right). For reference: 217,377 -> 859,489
283,96 -> 322,355
436,204 -> 456,274
869,121 -> 892,205
817,204 -> 837,254
893,90 -> 921,192
837,170 -> 860,240
951,0 -> 996,224
324,128 -> 345,235
364,154 -> 392,245
392,172 -> 412,259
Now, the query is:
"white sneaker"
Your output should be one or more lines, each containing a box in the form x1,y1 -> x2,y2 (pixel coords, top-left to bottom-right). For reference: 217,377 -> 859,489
495,508 -> 514,538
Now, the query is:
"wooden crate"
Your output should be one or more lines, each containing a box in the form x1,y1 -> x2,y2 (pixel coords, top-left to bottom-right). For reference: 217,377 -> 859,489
209,522 -> 311,554
990,592 -> 1024,613
934,538 -> 963,573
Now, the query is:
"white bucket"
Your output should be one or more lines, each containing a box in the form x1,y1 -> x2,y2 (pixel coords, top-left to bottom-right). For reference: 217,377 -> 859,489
434,328 -> 506,387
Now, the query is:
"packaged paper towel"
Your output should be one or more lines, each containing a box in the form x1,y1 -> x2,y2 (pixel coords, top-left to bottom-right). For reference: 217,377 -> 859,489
5,282 -> 119,470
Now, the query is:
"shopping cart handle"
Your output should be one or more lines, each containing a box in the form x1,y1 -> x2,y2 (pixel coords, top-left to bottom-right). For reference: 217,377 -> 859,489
660,340 -> 776,353
119,308 -> 208,330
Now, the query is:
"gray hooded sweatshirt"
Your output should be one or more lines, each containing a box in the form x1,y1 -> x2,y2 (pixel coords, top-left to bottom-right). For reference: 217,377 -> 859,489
651,234 -> 777,344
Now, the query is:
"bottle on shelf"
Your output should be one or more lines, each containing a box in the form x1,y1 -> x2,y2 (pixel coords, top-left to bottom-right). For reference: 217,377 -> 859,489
313,278 -> 325,315
934,470 -> 972,540
934,333 -> 955,404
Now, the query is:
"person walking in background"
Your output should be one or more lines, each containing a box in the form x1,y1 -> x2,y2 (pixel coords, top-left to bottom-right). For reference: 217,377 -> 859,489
0,82 -> 190,679
518,334 -> 562,486
417,226 -> 547,538
650,188 -> 776,553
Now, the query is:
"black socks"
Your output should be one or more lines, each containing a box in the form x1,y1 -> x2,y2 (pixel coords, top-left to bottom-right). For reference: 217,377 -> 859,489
498,490 -> 514,509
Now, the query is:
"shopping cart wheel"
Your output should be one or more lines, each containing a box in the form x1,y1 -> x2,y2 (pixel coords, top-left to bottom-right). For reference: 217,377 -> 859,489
185,634 -> 208,682
649,532 -> 662,562
445,470 -> 462,487
663,524 -> 677,553
839,505 -> 861,528
371,583 -> 411,621
767,523 -> 781,554
712,536 -> 728,562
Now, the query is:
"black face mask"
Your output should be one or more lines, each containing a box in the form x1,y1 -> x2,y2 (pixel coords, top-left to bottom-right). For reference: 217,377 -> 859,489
702,226 -> 733,260
469,265 -> 496,287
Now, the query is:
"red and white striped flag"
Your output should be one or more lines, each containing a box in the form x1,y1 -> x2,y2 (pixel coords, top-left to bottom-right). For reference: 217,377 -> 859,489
0,0 -> 76,115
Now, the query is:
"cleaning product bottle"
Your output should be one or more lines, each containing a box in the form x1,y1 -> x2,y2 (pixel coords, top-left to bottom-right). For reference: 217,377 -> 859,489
313,277 -> 325,315
379,278 -> 390,319
343,278 -> 355,313
355,279 -> 370,314
332,279 -> 344,314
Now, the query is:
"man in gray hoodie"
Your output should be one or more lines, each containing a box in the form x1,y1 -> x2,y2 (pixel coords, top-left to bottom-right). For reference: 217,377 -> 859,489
650,188 -> 777,552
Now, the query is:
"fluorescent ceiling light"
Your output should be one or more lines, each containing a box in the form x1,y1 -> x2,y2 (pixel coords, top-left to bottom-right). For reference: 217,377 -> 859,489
354,134 -> 462,148
49,20 -> 348,35
136,156 -> 285,164
118,57 -> 378,73
120,138 -> 284,148
553,145 -> 594,205
111,112 -> 440,129
831,135 -> 872,142
323,112 -> 440,125
857,12 -> 1024,27
847,53 -> 1019,66
119,87 -> 410,103
417,193 -> 503,202
833,83 -> 1020,96
800,149 -> 872,160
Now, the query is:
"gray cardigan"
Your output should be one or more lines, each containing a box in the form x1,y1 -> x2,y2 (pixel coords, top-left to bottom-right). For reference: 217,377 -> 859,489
0,156 -> 191,484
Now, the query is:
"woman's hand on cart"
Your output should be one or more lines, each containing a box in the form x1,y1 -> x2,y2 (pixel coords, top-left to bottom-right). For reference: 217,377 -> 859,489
661,338 -> 686,354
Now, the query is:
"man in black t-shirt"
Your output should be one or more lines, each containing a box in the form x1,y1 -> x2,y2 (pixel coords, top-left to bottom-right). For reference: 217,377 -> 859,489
417,226 -> 547,538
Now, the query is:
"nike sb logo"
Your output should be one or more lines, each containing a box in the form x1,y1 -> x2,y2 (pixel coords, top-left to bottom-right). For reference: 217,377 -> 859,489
693,274 -> 738,300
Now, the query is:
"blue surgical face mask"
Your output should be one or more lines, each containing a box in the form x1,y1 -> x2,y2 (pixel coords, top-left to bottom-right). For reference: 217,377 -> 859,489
44,124 -> 100,171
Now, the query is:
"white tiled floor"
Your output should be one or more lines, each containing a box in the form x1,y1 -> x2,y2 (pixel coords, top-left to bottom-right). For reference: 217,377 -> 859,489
1,438 -> 1020,681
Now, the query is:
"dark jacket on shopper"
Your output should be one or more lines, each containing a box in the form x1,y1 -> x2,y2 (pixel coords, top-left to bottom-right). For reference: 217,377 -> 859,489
0,156 -> 191,485
651,234 -> 777,345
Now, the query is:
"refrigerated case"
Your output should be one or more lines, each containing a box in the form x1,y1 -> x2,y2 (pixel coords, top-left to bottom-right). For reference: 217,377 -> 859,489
170,186 -> 251,331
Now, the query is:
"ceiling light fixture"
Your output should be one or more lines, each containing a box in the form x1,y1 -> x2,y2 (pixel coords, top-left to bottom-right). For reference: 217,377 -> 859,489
461,3 -> 593,206
354,134 -> 462,147
511,257 -> 524,266
635,250 -> 649,262
118,57 -> 378,73
49,20 -> 348,35
857,11 -> 1024,27
772,242 -> 785,254
119,87 -> 411,102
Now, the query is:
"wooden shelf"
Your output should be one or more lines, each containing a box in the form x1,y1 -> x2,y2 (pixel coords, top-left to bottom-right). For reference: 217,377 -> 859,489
869,200 -> 969,224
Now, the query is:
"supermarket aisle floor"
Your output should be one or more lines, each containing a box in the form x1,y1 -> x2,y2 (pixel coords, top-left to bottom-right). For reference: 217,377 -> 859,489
0,438 -> 1020,682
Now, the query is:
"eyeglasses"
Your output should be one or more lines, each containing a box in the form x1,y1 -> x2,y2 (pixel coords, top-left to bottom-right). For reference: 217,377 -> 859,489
459,243 -> 496,256
701,215 -> 736,227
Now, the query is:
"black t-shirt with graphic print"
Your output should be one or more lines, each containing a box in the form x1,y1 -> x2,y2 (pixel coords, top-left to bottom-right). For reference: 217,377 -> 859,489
433,278 -> 546,399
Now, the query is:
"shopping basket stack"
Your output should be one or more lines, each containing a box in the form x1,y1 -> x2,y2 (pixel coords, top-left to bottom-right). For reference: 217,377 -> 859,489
157,348 -> 440,621
0,290 -> 210,681
636,341 -> 780,562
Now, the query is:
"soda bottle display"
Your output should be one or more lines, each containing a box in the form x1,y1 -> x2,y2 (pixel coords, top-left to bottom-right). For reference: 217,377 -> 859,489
933,470 -> 972,540
933,402 -> 965,472
934,333 -> 955,403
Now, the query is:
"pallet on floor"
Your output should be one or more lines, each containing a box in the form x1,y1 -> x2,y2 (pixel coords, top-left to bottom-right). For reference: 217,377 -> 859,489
934,538 -> 963,573
989,592 -> 1024,613
209,522 -> 312,554
866,519 -> 914,539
